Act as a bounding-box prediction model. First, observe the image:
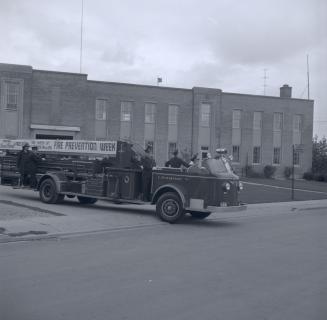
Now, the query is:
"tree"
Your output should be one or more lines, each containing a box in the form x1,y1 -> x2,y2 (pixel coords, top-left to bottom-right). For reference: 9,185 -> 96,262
312,135 -> 327,175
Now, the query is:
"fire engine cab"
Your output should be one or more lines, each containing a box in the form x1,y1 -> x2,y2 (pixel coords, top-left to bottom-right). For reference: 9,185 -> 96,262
0,139 -> 246,223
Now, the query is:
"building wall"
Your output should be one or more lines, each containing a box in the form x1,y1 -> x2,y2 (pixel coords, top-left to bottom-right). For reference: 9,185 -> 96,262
0,64 -> 33,138
0,63 -> 314,176
30,70 -> 89,139
86,81 -> 193,163
221,93 -> 314,176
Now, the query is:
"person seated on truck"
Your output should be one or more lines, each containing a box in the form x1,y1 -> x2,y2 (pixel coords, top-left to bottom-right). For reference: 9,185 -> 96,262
140,144 -> 156,201
16,143 -> 41,188
187,154 -> 209,175
165,149 -> 190,169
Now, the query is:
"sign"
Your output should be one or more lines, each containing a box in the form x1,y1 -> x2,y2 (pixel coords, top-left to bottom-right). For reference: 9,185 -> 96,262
293,144 -> 304,152
0,139 -> 117,155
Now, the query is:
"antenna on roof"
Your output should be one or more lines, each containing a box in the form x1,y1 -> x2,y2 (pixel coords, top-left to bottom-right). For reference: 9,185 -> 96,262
263,68 -> 268,95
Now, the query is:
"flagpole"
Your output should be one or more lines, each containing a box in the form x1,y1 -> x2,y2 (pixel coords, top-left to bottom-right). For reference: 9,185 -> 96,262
306,54 -> 310,100
79,0 -> 84,73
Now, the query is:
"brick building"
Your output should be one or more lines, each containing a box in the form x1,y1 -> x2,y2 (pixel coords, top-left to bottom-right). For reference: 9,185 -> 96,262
0,63 -> 314,177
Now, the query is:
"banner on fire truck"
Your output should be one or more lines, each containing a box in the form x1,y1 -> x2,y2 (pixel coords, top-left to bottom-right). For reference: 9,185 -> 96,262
0,139 -> 117,155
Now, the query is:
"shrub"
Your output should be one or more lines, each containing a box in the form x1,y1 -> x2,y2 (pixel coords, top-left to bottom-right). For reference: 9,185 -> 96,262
313,173 -> 325,182
263,165 -> 276,179
244,165 -> 253,177
284,166 -> 292,179
244,165 -> 264,178
303,172 -> 313,180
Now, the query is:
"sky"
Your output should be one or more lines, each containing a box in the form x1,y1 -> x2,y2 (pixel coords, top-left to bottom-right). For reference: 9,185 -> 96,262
0,0 -> 326,138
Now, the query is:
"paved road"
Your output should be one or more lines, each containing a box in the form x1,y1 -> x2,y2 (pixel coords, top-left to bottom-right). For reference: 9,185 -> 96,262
1,205 -> 326,320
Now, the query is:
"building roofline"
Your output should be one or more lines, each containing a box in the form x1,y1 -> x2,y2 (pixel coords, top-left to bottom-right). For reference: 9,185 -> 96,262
223,91 -> 314,102
87,79 -> 191,92
0,62 -> 33,73
34,69 -> 88,77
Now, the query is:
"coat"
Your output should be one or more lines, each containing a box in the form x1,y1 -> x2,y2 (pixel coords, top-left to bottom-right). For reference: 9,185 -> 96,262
16,150 -> 40,174
165,156 -> 189,168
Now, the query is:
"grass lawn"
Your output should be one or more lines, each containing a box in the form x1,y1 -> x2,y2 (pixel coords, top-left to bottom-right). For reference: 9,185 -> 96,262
239,177 -> 327,204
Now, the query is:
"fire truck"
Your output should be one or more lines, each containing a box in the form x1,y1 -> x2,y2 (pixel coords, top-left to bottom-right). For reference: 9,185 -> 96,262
0,139 -> 246,223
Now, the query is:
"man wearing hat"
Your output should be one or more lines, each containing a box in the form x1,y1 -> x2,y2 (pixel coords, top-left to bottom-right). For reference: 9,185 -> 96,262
165,149 -> 189,168
140,144 -> 156,201
17,143 -> 40,188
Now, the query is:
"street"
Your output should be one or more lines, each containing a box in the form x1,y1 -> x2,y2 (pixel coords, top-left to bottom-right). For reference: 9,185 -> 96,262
1,201 -> 327,320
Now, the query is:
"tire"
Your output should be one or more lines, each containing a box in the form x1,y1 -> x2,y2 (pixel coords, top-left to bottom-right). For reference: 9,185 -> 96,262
77,196 -> 98,204
189,212 -> 211,220
39,178 -> 64,204
156,192 -> 185,223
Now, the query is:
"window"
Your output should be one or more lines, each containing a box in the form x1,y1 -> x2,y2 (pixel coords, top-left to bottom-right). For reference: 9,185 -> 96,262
168,105 -> 179,125
253,146 -> 261,164
168,142 -> 177,159
145,103 -> 156,124
4,81 -> 19,111
253,111 -> 262,129
273,147 -> 281,165
232,110 -> 241,129
293,150 -> 300,166
200,103 -> 210,127
95,99 -> 107,120
293,114 -> 302,145
121,101 -> 132,121
145,140 -> 154,154
232,146 -> 240,162
273,113 -> 283,131
293,115 -> 302,132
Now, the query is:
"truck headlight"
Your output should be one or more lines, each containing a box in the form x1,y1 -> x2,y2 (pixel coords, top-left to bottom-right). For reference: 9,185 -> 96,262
238,181 -> 243,191
223,182 -> 231,191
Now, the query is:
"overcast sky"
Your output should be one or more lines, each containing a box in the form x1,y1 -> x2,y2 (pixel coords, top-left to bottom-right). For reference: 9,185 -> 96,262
1,0 -> 326,138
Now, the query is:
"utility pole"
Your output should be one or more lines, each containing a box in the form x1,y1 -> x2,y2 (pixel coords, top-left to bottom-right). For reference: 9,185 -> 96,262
79,0 -> 84,73
306,54 -> 310,100
291,144 -> 295,200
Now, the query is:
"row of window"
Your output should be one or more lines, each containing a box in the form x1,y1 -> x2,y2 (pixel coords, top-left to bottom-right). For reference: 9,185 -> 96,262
97,102 -> 304,134
232,145 -> 300,165
95,99 -> 179,124
232,110 -> 302,132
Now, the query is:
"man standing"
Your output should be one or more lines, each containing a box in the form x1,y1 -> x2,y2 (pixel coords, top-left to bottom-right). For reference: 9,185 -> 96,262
16,143 -> 40,188
140,145 -> 156,201
165,149 -> 189,168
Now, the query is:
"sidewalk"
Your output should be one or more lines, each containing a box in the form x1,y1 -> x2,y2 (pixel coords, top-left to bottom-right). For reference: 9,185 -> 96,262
1,196 -> 327,243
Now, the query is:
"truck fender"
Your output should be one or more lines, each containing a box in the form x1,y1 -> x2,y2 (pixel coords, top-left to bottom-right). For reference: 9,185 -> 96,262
151,184 -> 187,208
37,172 -> 67,192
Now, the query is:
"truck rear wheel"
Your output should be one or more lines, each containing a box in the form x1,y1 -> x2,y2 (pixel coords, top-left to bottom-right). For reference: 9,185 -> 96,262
39,178 -> 64,204
189,212 -> 211,219
156,192 -> 185,223
77,196 -> 98,204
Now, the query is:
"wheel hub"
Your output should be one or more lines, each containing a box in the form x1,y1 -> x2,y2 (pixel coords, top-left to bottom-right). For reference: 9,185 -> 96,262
162,200 -> 178,216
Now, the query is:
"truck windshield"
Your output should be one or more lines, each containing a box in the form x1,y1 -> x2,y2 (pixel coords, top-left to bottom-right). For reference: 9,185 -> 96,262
202,158 -> 233,176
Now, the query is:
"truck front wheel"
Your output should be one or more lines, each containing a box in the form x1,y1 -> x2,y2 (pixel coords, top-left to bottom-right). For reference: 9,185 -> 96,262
156,192 -> 185,223
39,178 -> 64,204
